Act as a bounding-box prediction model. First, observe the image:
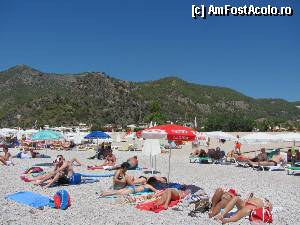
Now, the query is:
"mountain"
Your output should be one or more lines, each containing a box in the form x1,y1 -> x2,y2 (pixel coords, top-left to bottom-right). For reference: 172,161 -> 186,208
0,65 -> 299,128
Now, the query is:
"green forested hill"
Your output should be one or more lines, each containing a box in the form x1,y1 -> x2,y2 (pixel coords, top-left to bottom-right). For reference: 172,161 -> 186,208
0,65 -> 299,128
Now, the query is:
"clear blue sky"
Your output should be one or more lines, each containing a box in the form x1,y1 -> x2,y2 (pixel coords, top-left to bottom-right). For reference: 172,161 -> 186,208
0,0 -> 299,101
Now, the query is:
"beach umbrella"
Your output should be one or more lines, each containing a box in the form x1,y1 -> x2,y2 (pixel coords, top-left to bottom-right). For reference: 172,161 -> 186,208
145,124 -> 196,180
84,131 -> 111,146
196,132 -> 208,141
141,129 -> 167,140
240,133 -> 277,144
84,131 -> 110,139
31,130 -> 62,141
206,131 -> 237,141
24,129 -> 38,135
141,129 -> 167,174
0,128 -> 18,137
148,124 -> 196,141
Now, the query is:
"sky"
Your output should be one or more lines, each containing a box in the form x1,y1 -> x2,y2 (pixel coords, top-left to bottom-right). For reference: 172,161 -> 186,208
0,0 -> 299,101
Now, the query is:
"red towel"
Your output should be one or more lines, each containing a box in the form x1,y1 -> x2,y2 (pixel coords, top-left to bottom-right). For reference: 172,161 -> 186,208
135,199 -> 180,213
87,166 -> 103,170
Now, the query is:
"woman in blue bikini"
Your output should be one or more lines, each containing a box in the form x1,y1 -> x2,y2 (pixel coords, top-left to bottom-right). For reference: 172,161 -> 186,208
100,176 -> 158,197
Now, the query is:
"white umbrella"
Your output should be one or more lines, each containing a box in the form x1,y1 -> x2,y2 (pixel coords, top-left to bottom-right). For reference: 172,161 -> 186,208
141,129 -> 167,175
273,133 -> 300,142
141,129 -> 167,139
116,133 -> 121,142
206,131 -> 237,141
24,129 -> 38,135
240,133 -> 277,144
0,128 -> 18,136
196,132 -> 208,140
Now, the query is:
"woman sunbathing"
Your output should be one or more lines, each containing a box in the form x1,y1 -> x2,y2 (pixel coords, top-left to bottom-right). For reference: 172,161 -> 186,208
209,188 -> 238,218
87,151 -> 116,169
153,188 -> 189,209
100,176 -> 157,197
0,146 -> 13,166
112,162 -> 134,190
216,193 -> 272,224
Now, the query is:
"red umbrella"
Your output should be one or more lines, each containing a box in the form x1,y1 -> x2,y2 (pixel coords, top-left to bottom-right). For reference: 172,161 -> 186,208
146,124 -> 196,141
144,124 -> 196,180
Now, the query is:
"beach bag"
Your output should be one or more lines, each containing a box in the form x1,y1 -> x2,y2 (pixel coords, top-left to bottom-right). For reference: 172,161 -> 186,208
24,167 -> 43,174
187,190 -> 210,216
69,173 -> 82,185
50,189 -> 71,210
249,207 -> 273,223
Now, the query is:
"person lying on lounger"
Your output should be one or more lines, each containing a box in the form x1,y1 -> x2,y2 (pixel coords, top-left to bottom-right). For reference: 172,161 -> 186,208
0,146 -> 13,166
153,188 -> 189,209
21,155 -> 75,188
247,149 -> 285,167
100,176 -> 157,197
216,193 -> 272,224
208,188 -> 239,218
190,149 -> 207,157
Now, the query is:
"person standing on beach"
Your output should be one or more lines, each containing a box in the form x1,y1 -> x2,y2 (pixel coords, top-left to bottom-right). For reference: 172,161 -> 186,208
235,135 -> 241,154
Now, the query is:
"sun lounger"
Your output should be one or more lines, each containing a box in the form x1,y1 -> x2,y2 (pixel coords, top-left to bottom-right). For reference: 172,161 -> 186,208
254,152 -> 287,171
189,156 -> 212,164
287,162 -> 300,175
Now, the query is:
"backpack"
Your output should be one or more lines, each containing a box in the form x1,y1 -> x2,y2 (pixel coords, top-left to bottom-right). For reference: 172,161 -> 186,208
69,173 -> 82,185
188,190 -> 210,215
249,207 -> 273,223
24,167 -> 43,174
49,189 -> 71,210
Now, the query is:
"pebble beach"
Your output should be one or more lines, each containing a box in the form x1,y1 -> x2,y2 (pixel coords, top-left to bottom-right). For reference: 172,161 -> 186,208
1,137 -> 300,225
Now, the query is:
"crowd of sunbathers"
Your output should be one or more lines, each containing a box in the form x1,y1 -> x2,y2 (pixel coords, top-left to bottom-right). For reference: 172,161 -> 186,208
3,142 -> 299,224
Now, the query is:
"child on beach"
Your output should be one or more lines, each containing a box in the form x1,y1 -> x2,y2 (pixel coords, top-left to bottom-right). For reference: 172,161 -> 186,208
0,146 -> 13,166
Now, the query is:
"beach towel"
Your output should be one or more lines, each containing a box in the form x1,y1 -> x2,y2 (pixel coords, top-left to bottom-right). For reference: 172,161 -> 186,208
33,162 -> 54,167
79,173 -> 114,178
135,199 -> 180,213
87,166 -> 146,171
6,191 -> 50,208
102,191 -> 154,199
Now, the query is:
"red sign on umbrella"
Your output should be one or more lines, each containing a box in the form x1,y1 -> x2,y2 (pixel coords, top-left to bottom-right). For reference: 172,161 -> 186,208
146,124 -> 196,141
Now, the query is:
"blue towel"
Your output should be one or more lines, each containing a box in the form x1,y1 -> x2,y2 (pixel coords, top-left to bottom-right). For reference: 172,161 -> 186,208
103,191 -> 154,198
6,191 -> 50,208
79,173 -> 114,178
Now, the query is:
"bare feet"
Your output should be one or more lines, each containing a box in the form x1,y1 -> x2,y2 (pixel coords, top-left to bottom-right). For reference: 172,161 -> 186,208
33,180 -> 41,186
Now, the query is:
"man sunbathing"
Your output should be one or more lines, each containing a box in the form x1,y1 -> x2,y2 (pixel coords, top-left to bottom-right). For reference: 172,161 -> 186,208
0,146 -> 13,166
248,149 -> 284,167
21,155 -> 75,188
190,149 -> 207,157
216,193 -> 272,224
109,155 -> 139,170
100,176 -> 157,197
87,150 -> 116,170
208,188 -> 238,218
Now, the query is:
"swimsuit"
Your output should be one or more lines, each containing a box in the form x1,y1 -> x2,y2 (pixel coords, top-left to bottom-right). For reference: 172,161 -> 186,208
58,175 -> 70,184
127,185 -> 137,193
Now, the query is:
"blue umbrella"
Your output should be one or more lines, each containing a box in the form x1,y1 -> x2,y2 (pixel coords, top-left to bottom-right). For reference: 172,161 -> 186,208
32,130 -> 62,141
84,131 -> 111,139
